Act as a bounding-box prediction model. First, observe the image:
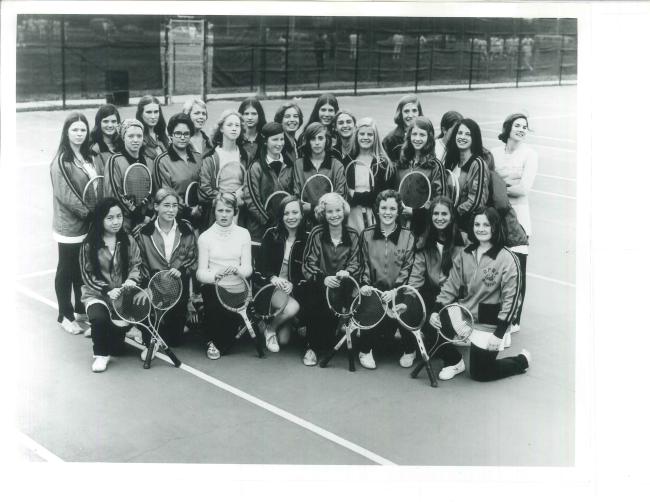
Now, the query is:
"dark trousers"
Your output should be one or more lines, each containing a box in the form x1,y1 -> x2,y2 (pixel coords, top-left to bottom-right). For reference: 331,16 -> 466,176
469,344 -> 528,382
424,323 -> 464,366
55,242 -> 84,322
200,285 -> 242,352
302,283 -> 340,355
87,303 -> 127,356
358,315 -> 416,354
142,292 -> 189,348
512,252 -> 527,325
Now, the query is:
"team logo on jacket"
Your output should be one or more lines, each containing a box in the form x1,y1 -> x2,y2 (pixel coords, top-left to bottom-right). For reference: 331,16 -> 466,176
482,267 -> 498,287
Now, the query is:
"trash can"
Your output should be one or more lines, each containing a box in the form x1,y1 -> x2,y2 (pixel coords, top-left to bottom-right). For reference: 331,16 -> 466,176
105,70 -> 129,106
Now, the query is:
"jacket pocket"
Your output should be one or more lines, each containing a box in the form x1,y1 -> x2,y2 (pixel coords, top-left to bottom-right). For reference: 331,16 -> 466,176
478,302 -> 501,325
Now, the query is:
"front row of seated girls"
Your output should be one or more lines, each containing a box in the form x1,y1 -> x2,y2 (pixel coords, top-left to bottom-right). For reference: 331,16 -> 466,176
80,188 -> 529,384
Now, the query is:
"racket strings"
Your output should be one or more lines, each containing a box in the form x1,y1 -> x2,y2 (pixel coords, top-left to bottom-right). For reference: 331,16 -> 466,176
352,292 -> 385,329
400,172 -> 430,208
113,287 -> 151,323
149,272 -> 183,310
393,290 -> 426,331
440,306 -> 473,341
124,166 -> 152,204
252,286 -> 289,318
217,282 -> 250,310
327,279 -> 359,317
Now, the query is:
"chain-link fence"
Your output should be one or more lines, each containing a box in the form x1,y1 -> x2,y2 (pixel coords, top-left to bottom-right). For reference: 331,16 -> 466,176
16,15 -> 577,107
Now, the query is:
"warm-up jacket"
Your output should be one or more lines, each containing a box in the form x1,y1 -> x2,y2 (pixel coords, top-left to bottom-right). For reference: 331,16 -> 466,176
292,155 -> 348,207
345,156 -> 395,209
198,146 -> 249,205
80,234 -> 142,306
360,225 -> 415,291
153,146 -> 201,198
50,153 -> 101,242
409,242 -> 464,292
90,141 -> 118,174
382,126 -> 405,163
255,226 -> 307,287
131,217 -> 198,282
302,224 -> 361,284
434,243 -> 522,339
243,154 -> 293,242
394,153 -> 447,201
142,133 -> 168,163
455,155 -> 490,232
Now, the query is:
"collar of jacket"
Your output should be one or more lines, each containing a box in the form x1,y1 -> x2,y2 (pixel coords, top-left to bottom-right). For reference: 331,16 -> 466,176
167,145 -> 197,163
464,242 -> 501,259
140,217 -> 193,237
303,153 -> 332,172
460,154 -> 481,172
120,148 -> 147,165
371,223 -> 402,245
323,224 -> 352,247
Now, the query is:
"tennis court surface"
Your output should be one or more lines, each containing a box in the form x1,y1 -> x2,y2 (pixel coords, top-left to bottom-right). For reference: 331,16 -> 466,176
12,85 -> 576,465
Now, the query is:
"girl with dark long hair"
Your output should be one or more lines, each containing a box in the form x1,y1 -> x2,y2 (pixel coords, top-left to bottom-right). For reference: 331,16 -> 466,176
274,102 -> 303,167
135,95 -> 169,162
238,96 -> 267,164
381,94 -> 423,163
80,197 -> 142,372
90,104 -> 121,171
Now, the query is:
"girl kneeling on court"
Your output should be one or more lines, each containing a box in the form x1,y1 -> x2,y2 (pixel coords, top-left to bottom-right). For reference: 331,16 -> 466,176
196,192 -> 253,360
256,195 -> 306,353
430,208 -> 530,382
394,117 -> 446,240
408,196 -> 465,376
132,188 -> 197,354
302,193 -> 361,366
358,189 -> 416,369
80,198 -> 143,372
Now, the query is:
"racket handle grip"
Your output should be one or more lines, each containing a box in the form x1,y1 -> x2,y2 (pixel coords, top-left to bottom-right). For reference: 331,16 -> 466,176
345,326 -> 355,372
143,343 -> 155,369
424,360 -> 438,388
165,348 -> 182,368
347,349 -> 356,372
410,359 -> 426,379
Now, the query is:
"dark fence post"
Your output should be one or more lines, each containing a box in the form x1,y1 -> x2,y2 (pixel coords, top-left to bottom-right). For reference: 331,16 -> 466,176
202,19 -> 208,102
173,42 -> 177,96
558,34 -> 565,85
80,50 -> 87,98
284,20 -> 289,98
353,24 -> 360,95
261,31 -> 267,95
60,16 -> 66,109
376,43 -> 381,86
414,33 -> 421,93
515,34 -> 522,88
250,46 -> 255,91
468,37 -> 474,90
164,19 -> 170,105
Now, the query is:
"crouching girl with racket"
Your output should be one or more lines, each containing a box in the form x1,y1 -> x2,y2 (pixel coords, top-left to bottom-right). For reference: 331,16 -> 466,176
256,195 -> 307,353
358,189 -> 416,369
132,188 -> 197,353
408,196 -> 465,376
80,198 -> 143,372
302,193 -> 361,366
196,192 -> 253,360
429,207 -> 530,382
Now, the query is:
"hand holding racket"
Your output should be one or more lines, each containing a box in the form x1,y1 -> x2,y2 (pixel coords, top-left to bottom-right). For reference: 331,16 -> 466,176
123,163 -> 152,212
390,285 -> 437,387
411,303 -> 474,379
270,275 -> 293,295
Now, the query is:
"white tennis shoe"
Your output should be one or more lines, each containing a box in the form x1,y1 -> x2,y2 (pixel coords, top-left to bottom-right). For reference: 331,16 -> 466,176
91,355 -> 110,373
438,359 -> 465,380
359,350 -> 376,370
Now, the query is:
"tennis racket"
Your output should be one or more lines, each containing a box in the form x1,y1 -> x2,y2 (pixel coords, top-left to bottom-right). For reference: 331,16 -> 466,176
300,173 -> 333,208
184,181 -> 200,207
390,285 -> 437,387
446,169 -> 460,206
111,281 -> 182,369
142,270 -> 184,369
250,283 -> 291,321
264,190 -> 290,219
398,170 -> 431,209
82,175 -> 105,211
319,274 -> 360,371
215,160 -> 244,195
411,303 -> 474,379
352,287 -> 387,330
123,162 -> 152,208
215,273 -> 265,358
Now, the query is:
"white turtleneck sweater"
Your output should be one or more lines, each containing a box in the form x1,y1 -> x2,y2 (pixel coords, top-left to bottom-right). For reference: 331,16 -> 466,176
196,222 -> 252,284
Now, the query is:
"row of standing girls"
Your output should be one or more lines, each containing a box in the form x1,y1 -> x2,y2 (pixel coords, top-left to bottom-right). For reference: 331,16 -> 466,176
50,92 -> 537,378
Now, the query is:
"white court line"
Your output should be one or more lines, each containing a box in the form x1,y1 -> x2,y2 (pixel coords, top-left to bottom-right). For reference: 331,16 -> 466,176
536,173 -> 576,182
17,431 -> 65,462
17,269 -> 57,280
530,189 -> 576,200
527,273 -> 575,288
15,284 -> 397,466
